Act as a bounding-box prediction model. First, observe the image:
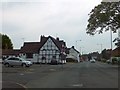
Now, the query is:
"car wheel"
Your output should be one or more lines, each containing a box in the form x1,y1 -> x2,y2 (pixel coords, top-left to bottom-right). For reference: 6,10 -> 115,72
5,63 -> 9,67
22,63 -> 26,67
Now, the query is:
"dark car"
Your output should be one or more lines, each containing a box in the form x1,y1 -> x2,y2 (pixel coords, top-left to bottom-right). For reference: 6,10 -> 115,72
50,60 -> 58,65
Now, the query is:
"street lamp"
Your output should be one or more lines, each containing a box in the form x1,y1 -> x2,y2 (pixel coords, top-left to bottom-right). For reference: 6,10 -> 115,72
79,47 -> 84,55
110,29 -> 113,51
110,28 -> 113,63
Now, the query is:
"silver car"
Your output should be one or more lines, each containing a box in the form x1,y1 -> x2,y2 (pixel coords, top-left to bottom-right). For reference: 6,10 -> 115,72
90,59 -> 96,63
3,57 -> 32,67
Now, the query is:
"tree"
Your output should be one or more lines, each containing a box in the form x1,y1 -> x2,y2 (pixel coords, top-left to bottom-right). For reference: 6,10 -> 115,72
2,34 -> 13,49
86,1 -> 120,35
101,49 -> 111,60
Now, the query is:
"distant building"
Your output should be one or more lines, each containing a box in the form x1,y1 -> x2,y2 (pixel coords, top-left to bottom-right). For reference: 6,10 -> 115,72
66,46 -> 80,62
2,49 -> 20,59
88,52 -> 99,60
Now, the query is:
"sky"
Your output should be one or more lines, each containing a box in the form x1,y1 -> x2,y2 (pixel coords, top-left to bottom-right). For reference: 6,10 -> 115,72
0,0 -> 118,54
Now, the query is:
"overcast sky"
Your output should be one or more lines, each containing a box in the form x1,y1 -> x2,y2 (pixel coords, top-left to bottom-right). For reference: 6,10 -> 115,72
0,0 -> 118,54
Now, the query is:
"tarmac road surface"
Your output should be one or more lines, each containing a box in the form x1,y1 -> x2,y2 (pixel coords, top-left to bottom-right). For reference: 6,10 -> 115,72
2,61 -> 119,89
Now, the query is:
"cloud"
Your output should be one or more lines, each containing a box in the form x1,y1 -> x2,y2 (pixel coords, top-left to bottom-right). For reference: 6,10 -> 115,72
2,0 -> 117,53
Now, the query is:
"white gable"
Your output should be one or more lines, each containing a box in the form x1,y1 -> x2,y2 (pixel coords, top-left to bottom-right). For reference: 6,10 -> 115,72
66,47 -> 80,62
40,38 -> 59,50
69,48 -> 79,55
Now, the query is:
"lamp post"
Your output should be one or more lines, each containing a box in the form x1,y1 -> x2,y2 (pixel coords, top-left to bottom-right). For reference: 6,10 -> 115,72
97,43 -> 103,61
110,29 -> 113,64
80,47 -> 84,55
110,29 -> 113,51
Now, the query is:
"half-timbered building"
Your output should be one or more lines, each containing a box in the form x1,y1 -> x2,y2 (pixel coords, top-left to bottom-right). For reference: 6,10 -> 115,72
19,35 -> 67,64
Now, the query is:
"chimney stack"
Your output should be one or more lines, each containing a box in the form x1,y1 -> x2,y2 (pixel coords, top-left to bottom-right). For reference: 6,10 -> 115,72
40,35 -> 43,42
72,46 -> 74,49
56,37 -> 59,41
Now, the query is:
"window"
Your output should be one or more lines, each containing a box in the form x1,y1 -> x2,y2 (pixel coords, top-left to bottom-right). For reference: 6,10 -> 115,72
26,53 -> 33,58
53,56 -> 56,59
15,58 -> 20,60
42,56 -> 46,60
8,57 -> 19,61
8,58 -> 15,60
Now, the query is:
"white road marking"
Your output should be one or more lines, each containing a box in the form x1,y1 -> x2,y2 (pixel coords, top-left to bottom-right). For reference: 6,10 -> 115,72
20,73 -> 24,75
2,81 -> 27,88
49,69 -> 56,71
72,83 -> 83,87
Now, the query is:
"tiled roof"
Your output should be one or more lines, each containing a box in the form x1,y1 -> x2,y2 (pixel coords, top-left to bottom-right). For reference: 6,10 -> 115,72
3,35 -> 67,55
20,42 -> 42,53
2,49 -> 20,56
20,35 -> 67,54
112,47 -> 120,56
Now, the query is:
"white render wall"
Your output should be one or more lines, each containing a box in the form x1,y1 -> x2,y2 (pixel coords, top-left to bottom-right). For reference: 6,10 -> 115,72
66,48 -> 80,62
33,54 -> 39,63
19,53 -> 26,59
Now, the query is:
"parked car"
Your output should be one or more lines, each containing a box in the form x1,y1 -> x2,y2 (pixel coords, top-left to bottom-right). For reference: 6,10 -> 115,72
3,57 -> 32,67
50,60 -> 58,65
90,59 -> 96,63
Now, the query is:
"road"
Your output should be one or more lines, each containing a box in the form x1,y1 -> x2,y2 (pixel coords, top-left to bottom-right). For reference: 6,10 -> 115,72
2,61 -> 119,89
